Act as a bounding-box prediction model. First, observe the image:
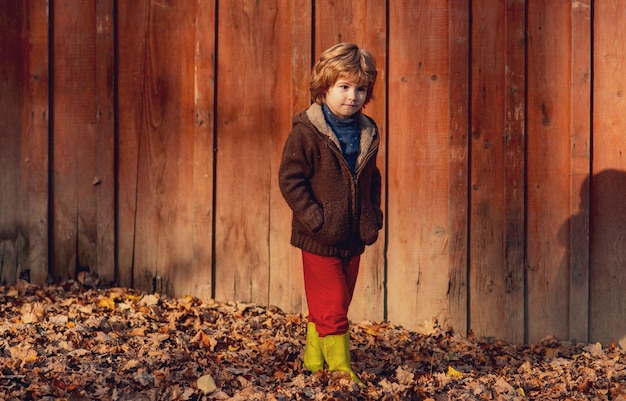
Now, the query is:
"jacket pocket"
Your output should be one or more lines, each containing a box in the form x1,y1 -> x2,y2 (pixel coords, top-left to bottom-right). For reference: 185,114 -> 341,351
316,201 -> 351,245
359,203 -> 382,245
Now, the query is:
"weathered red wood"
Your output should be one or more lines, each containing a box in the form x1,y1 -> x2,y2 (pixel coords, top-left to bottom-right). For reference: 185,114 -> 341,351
387,0 -> 450,331
95,0 -> 115,283
448,0 -> 470,336
0,0 -> 49,285
268,0 -> 311,313
118,1 -> 211,297
51,0 -> 114,281
188,0 -> 216,300
314,0 -> 387,323
214,0 -> 279,304
502,0 -> 526,344
591,2 -> 626,347
0,0 -> 28,283
9,0 -> 626,347
568,0 -> 591,344
116,0 -> 144,289
469,0 -> 508,339
24,0 -> 51,286
526,0 -> 573,343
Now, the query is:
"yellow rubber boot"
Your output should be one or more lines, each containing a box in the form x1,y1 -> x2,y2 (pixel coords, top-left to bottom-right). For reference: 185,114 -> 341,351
303,322 -> 324,371
320,331 -> 365,387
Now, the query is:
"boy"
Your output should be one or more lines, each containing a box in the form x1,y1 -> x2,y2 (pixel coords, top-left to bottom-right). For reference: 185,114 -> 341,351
278,42 -> 383,386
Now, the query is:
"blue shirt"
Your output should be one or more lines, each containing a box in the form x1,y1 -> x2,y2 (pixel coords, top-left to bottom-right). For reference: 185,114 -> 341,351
322,103 -> 360,173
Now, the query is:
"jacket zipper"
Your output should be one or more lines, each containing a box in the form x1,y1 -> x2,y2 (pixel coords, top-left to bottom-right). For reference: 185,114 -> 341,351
327,138 -> 379,251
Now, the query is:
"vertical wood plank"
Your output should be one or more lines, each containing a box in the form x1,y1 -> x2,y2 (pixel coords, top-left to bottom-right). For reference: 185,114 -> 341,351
526,0 -> 572,343
468,0 -> 526,343
387,1 -> 450,331
189,0 -> 216,300
314,0 -> 387,323
118,1 -> 211,296
268,0 -> 311,313
25,0 -> 51,286
0,0 -> 49,286
95,0 -> 115,283
469,0 -> 508,339
116,0 -> 147,289
0,0 -> 29,284
568,0 -> 591,344
448,0 -> 470,335
591,1 -> 626,347
214,0 -> 279,304
52,0 -> 114,281
502,0 -> 525,344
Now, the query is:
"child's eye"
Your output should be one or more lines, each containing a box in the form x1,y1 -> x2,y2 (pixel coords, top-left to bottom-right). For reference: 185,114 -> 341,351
357,87 -> 367,93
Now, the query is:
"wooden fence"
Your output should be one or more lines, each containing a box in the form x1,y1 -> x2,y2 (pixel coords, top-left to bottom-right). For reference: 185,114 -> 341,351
2,0 -> 626,346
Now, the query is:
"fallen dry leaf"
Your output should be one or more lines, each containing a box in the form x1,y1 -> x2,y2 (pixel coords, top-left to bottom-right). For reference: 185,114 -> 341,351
197,374 -> 217,394
2,280 -> 626,400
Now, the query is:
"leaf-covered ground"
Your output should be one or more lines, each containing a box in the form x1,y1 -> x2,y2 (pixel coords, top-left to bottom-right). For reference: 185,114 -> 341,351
2,281 -> 626,400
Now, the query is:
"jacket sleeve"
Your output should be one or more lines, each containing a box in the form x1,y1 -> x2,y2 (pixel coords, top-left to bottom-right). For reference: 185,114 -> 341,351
278,128 -> 324,232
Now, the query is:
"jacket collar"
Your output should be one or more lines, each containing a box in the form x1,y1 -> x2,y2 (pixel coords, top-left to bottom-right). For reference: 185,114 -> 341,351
305,103 -> 377,169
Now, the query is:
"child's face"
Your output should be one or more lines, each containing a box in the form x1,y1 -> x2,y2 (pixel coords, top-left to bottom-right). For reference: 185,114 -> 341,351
324,79 -> 368,119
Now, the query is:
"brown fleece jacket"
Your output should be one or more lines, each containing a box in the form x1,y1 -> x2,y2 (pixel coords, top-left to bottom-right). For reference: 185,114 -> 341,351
278,103 -> 383,258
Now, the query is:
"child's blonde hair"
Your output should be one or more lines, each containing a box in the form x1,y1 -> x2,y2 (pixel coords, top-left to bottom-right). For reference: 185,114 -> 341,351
310,43 -> 377,106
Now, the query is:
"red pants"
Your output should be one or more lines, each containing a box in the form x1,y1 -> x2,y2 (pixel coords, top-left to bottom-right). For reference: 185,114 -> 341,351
302,250 -> 360,337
